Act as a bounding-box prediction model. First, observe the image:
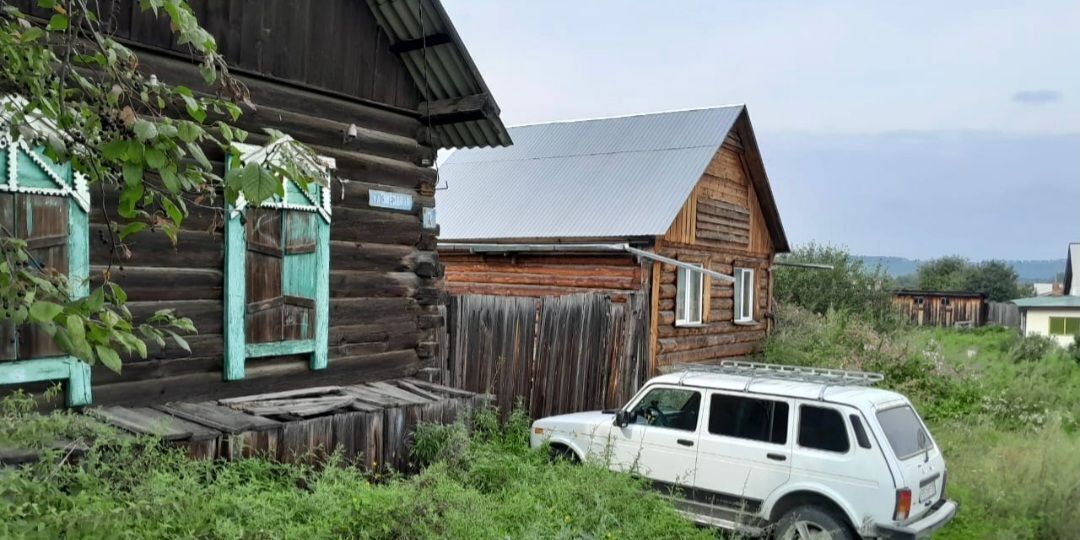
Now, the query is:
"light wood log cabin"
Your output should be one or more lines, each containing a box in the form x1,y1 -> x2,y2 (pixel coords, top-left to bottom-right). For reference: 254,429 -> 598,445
437,106 -> 789,379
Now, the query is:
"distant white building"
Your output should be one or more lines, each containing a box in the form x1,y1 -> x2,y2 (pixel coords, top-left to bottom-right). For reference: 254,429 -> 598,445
1013,242 -> 1080,347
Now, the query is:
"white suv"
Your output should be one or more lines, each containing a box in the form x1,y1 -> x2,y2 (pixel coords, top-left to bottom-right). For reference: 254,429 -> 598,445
529,361 -> 957,539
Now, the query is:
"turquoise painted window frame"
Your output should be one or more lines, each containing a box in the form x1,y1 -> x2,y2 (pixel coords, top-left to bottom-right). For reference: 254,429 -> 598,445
0,135 -> 92,406
223,146 -> 331,381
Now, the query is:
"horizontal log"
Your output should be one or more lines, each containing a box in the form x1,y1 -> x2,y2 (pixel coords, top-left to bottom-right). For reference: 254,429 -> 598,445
329,297 -> 418,326
90,265 -> 222,302
332,179 -> 433,213
329,320 -> 419,347
131,49 -> 421,139
90,183 -> 226,235
446,282 -> 632,301
418,94 -> 496,126
658,329 -> 765,354
657,341 -> 759,366
89,349 -> 421,407
93,352 -> 223,386
697,230 -> 750,245
697,211 -> 750,231
329,242 -> 417,272
330,207 -> 421,245
440,253 -> 639,268
657,314 -> 765,336
90,225 -> 224,269
443,261 -> 638,278
330,271 -> 420,299
128,299 -> 223,335
444,270 -> 637,290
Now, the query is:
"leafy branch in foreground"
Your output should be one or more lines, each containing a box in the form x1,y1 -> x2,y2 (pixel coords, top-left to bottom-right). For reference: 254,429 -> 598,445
0,0 -> 323,372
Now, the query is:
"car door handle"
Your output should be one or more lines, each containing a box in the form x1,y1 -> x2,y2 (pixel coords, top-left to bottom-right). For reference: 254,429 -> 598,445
766,453 -> 787,461
677,439 -> 694,447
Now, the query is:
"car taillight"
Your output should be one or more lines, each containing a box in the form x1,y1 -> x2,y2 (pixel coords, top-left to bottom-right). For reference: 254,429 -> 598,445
894,489 -> 912,521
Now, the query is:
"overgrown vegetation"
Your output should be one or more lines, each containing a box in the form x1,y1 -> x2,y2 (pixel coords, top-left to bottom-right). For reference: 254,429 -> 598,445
0,402 -> 710,539
763,304 -> 1080,538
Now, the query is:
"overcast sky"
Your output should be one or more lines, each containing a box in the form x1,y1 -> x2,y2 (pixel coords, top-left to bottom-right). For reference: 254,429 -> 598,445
442,0 -> 1080,260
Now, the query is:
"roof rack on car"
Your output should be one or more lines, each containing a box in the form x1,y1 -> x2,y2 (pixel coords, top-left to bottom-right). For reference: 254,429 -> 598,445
674,360 -> 885,398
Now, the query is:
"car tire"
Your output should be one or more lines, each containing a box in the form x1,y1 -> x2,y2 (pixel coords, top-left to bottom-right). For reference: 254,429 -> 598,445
548,445 -> 579,463
774,505 -> 853,540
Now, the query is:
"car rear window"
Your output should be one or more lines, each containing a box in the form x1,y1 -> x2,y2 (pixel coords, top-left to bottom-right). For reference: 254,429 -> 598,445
877,405 -> 933,459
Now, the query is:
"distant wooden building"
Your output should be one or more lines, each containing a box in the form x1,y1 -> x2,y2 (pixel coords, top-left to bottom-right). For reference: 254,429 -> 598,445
436,106 -> 789,415
893,291 -> 987,327
1,0 -> 508,407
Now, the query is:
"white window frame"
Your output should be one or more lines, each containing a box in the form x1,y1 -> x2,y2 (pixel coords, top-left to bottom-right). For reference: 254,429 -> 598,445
734,267 -> 755,323
675,263 -> 704,326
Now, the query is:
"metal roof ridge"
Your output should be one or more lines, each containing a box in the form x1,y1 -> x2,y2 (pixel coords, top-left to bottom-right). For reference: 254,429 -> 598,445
505,103 -> 746,129
442,143 -> 719,165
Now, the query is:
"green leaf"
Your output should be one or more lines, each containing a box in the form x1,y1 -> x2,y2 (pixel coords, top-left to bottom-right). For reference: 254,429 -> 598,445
102,139 -> 130,161
118,221 -> 147,240
66,314 -> 85,341
37,0 -> 56,8
95,345 -> 122,373
20,27 -> 44,42
160,165 -> 180,193
166,330 -> 191,353
107,282 -> 128,304
122,162 -> 143,186
46,13 -> 68,31
239,163 -> 281,204
133,119 -> 158,141
87,288 -> 105,312
177,121 -> 202,143
29,301 -> 63,323
145,148 -> 166,169
187,142 -> 211,171
118,183 -> 144,218
160,197 -> 183,227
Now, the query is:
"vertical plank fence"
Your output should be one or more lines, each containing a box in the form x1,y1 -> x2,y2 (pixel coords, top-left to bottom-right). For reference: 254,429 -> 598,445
985,301 -> 1020,328
448,293 -> 646,419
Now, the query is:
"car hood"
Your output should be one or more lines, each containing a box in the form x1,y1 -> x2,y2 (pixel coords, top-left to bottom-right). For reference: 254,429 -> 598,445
534,410 -> 615,432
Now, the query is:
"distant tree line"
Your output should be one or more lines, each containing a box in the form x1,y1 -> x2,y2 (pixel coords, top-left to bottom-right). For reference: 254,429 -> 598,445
774,245 -> 1035,326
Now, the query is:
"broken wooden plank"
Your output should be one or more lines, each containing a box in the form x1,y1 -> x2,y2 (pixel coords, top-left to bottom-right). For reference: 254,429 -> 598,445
395,379 -> 442,401
218,386 -> 343,405
229,396 -> 355,418
89,407 -> 219,441
340,385 -> 408,408
154,402 -> 280,434
404,378 -> 477,398
364,381 -> 433,405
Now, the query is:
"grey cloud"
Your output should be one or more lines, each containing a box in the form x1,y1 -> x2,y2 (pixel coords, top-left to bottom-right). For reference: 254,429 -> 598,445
1012,90 -> 1062,105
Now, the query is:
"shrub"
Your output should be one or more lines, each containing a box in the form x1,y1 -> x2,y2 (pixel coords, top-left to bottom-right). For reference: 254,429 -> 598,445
773,243 -> 898,328
1006,334 -> 1058,363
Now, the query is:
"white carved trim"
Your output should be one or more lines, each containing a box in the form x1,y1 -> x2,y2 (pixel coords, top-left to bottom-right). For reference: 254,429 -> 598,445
230,138 -> 334,223
0,134 -> 89,212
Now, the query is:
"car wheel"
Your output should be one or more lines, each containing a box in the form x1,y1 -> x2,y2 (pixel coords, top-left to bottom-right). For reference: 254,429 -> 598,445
548,445 -> 579,463
774,505 -> 853,540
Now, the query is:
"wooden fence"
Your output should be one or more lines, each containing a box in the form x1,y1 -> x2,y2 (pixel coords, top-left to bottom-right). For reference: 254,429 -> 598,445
447,293 -> 647,419
985,301 -> 1020,328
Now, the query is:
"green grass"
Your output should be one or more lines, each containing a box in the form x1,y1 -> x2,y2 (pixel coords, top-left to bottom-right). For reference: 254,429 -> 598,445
762,306 -> 1080,539
0,406 -> 711,540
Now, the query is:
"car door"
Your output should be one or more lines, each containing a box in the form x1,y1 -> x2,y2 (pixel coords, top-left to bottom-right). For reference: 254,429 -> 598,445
610,385 -> 702,491
693,391 -> 793,514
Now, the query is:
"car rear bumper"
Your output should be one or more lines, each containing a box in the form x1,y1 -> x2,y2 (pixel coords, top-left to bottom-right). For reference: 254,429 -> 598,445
873,499 -> 957,540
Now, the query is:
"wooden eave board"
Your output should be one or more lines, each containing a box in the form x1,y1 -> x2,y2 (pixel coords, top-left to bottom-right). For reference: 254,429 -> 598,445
90,406 -> 220,441
154,402 -> 280,434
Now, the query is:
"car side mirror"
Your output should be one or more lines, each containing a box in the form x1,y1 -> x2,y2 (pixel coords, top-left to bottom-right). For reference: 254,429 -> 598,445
614,410 -> 630,428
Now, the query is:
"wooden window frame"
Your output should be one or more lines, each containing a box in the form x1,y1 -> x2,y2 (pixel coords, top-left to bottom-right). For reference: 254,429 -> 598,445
675,263 -> 704,327
734,267 -> 755,323
223,144 -> 332,381
0,135 -> 91,406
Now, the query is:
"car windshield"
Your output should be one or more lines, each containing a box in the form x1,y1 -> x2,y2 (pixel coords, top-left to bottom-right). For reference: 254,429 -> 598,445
877,405 -> 933,459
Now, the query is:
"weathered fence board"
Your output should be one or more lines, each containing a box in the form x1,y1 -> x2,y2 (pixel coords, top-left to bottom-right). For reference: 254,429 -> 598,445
449,293 -> 646,419
985,301 -> 1020,328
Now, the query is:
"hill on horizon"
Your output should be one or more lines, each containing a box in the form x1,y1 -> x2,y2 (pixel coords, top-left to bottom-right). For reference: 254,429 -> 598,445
857,256 -> 1066,283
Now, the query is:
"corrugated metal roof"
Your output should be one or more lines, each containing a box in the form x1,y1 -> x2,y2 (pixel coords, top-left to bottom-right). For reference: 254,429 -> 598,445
437,106 -> 745,241
1012,295 -> 1080,308
366,0 -> 511,149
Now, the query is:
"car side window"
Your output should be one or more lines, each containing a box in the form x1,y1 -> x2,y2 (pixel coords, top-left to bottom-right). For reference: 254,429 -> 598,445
707,393 -> 789,444
631,387 -> 701,432
798,405 -> 850,453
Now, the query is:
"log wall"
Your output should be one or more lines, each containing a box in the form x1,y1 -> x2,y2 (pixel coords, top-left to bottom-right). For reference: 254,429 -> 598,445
653,143 -> 776,371
4,2 -> 443,406
440,252 -> 643,300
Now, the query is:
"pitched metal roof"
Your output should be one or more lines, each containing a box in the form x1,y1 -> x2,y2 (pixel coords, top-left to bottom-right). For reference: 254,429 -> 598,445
366,0 -> 510,149
1012,295 -> 1080,308
437,106 -> 749,241
1065,243 -> 1079,295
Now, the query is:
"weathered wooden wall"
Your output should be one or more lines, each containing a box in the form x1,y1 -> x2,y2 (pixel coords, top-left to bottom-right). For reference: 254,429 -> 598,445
448,293 -> 647,418
893,293 -> 987,327
986,301 -> 1020,328
653,142 -> 775,372
441,252 -> 642,300
5,1 -> 444,406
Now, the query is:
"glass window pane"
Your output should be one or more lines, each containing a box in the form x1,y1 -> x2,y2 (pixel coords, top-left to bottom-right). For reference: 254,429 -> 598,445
632,387 -> 701,431
1066,318 -> 1080,335
676,268 -> 687,322
708,394 -> 788,444
1050,317 -> 1065,335
877,405 -> 932,459
798,405 -> 850,453
688,267 -> 702,323
742,270 -> 753,319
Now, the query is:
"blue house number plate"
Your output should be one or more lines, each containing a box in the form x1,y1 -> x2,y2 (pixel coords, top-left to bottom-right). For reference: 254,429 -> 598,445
369,190 -> 413,211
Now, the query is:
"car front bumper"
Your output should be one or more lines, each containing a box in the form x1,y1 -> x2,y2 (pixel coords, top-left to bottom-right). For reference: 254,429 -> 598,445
873,499 -> 957,540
